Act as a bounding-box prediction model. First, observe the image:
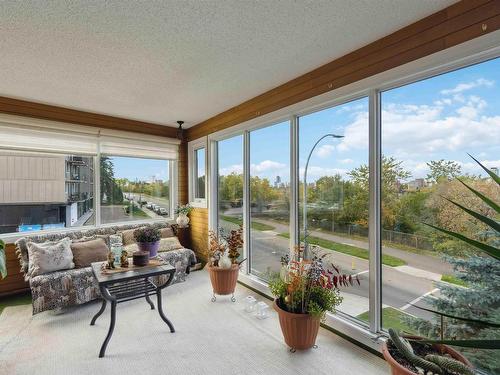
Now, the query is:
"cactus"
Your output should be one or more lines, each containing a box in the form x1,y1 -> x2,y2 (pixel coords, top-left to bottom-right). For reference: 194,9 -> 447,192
388,328 -> 443,374
425,354 -> 475,375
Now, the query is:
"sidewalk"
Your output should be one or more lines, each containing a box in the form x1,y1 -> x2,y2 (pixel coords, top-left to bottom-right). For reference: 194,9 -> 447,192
252,218 -> 453,276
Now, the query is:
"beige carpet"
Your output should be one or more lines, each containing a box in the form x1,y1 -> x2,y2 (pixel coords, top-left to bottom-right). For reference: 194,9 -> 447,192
0,270 -> 388,375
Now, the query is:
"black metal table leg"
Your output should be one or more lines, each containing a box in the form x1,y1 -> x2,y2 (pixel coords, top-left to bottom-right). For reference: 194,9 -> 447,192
145,278 -> 155,309
156,289 -> 175,333
99,300 -> 116,358
90,298 -> 107,325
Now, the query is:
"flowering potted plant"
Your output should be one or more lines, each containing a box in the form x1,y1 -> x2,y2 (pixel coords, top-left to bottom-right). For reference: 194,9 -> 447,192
269,245 -> 359,350
134,227 -> 161,258
208,225 -> 244,302
174,204 -> 193,228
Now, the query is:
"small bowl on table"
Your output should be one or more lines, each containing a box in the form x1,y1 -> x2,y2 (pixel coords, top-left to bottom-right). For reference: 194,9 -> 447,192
133,251 -> 150,266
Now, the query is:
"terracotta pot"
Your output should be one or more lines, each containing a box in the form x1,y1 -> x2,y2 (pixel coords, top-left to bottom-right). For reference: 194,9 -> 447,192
208,264 -> 239,295
382,336 -> 472,375
273,300 -> 320,350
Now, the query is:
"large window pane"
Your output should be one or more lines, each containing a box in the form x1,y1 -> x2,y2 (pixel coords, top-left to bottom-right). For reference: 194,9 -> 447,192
299,97 -> 369,321
249,121 -> 290,280
381,58 -> 499,374
100,156 -> 170,224
217,136 -> 243,234
0,151 -> 94,234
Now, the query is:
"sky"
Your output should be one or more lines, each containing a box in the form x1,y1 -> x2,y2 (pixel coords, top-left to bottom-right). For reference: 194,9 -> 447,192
112,156 -> 169,182
218,57 -> 500,183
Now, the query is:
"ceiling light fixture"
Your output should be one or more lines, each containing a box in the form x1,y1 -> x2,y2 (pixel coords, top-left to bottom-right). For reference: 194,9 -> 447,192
176,121 -> 184,141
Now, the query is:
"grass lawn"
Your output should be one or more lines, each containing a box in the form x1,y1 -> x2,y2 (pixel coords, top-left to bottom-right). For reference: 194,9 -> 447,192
441,274 -> 468,287
129,205 -> 148,218
278,233 -> 406,267
0,293 -> 32,315
357,307 -> 418,334
221,215 -> 275,231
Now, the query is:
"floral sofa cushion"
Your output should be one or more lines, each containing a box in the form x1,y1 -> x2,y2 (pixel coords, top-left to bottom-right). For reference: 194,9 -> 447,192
30,267 -> 99,314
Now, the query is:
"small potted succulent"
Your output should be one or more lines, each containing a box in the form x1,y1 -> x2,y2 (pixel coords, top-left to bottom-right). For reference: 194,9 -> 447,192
175,204 -> 193,228
208,225 -> 244,302
134,227 -> 161,258
269,245 -> 359,351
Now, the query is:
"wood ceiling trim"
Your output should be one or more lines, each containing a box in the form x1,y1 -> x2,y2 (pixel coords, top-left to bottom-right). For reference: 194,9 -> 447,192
0,96 -> 178,138
187,0 -> 499,141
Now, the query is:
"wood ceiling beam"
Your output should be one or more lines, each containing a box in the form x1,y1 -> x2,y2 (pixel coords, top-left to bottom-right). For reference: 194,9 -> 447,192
0,96 -> 178,138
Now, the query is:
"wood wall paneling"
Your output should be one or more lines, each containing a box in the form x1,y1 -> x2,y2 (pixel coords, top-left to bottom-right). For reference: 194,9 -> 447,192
0,244 -> 29,297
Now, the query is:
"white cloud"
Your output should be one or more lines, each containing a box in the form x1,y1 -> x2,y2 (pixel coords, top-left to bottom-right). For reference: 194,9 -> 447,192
250,160 -> 286,174
340,158 -> 354,164
329,88 -> 499,172
315,144 -> 335,158
220,164 -> 243,175
440,78 -> 494,95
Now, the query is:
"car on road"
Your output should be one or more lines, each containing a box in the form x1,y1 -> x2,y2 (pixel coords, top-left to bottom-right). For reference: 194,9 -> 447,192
158,208 -> 168,215
146,202 -> 153,209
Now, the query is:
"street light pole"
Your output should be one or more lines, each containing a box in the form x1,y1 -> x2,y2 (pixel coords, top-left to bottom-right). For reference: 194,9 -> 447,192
303,133 -> 344,260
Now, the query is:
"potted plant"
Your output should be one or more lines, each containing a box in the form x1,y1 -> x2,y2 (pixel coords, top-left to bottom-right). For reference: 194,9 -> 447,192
383,156 -> 500,375
269,246 -> 359,351
175,204 -> 193,228
0,239 -> 6,279
208,225 -> 244,302
134,227 -> 161,258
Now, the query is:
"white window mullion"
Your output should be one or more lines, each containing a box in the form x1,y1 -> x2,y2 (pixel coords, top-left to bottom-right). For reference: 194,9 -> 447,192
242,131 -> 251,275
368,89 -> 382,334
290,116 -> 299,253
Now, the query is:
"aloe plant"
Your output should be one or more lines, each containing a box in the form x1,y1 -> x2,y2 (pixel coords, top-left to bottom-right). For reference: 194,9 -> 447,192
0,239 -> 6,279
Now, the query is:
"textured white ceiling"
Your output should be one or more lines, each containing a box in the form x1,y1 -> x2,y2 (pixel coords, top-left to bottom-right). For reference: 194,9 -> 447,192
0,0 -> 456,128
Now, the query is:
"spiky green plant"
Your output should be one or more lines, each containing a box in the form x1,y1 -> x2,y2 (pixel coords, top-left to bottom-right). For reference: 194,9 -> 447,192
424,154 -> 499,261
388,328 -> 443,374
425,354 -> 474,375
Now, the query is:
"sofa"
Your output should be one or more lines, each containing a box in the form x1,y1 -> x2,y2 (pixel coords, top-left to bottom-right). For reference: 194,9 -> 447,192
16,222 -> 196,314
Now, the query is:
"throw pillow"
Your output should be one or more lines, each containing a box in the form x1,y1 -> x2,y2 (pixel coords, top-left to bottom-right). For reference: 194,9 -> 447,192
27,238 -> 74,277
160,227 -> 175,238
158,237 -> 183,252
71,238 -> 109,268
120,228 -> 144,246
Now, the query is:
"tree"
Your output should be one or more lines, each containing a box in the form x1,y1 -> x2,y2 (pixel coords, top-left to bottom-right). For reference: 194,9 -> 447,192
426,159 -> 462,184
349,156 -> 411,229
100,156 -> 123,205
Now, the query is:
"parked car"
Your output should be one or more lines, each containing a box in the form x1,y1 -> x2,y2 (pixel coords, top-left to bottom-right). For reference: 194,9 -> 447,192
159,208 -> 168,215
146,202 -> 153,209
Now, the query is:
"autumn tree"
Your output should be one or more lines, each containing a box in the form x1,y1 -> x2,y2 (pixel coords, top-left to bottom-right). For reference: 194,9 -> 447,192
426,159 -> 462,183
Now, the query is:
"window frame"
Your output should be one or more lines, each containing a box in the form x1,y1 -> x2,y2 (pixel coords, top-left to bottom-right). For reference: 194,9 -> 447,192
0,151 -> 177,242
188,137 -> 208,208
204,43 -> 500,351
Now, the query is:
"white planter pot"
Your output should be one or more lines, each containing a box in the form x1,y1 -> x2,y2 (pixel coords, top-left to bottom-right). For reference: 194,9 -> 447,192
176,213 -> 190,228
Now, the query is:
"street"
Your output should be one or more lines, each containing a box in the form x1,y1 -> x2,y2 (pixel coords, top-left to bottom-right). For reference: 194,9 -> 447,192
219,216 -> 444,324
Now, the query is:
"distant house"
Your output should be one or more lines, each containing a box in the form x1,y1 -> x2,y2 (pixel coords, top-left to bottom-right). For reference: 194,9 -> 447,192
407,178 -> 426,191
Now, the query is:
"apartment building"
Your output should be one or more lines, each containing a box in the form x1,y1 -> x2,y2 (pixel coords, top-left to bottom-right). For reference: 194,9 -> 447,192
0,152 -> 94,234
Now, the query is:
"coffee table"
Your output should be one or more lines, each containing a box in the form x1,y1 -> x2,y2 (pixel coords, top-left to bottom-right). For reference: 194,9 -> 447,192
90,261 -> 176,358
